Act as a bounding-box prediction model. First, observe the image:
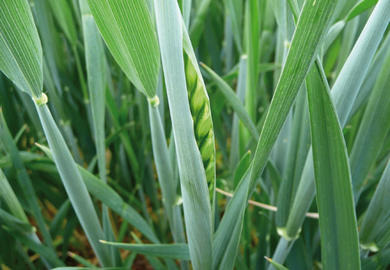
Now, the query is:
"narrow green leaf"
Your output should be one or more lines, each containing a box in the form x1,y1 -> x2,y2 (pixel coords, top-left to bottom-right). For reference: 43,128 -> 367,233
0,208 -> 33,234
149,105 -> 186,244
213,0 -> 337,267
233,151 -> 252,189
351,31 -> 390,115
48,0 -> 78,46
306,61 -> 360,270
154,1 -> 213,269
79,0 -> 107,182
0,169 -> 28,223
189,0 -> 212,46
249,0 -> 336,186
201,63 -> 259,141
87,0 -> 160,100
0,105 -> 55,251
276,87 -> 310,229
265,257 -> 289,270
53,268 -> 124,270
284,0 -> 390,242
35,105 -> 111,266
225,0 -> 243,52
1,224 -> 63,267
229,56 -> 248,170
360,159 -> 390,251
101,241 -> 190,260
332,0 -> 390,127
244,0 -> 260,121
36,143 -> 160,245
346,0 -> 378,21
350,41 -> 390,197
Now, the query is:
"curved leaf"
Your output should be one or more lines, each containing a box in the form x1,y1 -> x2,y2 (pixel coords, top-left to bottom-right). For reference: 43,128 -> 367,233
307,62 -> 360,270
87,0 -> 160,99
0,0 -> 42,97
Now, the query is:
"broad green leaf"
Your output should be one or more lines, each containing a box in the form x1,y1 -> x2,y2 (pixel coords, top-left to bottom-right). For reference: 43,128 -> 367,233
213,0 -> 337,268
306,61 -> 360,270
0,1 -> 111,264
0,0 -> 42,98
101,241 -> 190,260
154,1 -> 213,269
31,0 -> 63,95
87,0 -> 160,100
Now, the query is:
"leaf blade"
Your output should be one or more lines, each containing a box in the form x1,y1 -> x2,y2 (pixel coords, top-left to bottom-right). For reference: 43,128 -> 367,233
306,62 -> 360,270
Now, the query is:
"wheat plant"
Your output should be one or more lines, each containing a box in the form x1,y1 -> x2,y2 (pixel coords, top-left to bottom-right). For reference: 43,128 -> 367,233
0,0 -> 389,269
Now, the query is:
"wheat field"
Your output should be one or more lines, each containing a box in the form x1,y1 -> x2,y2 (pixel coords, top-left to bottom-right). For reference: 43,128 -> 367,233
0,0 -> 390,269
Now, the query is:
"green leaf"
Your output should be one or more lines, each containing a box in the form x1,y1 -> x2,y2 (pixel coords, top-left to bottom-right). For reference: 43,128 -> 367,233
284,0 -> 390,242
0,0 -> 42,98
350,41 -> 390,197
48,0 -> 78,46
346,0 -> 378,21
306,61 -> 360,270
213,0 -> 337,267
36,143 -> 160,245
265,257 -> 289,270
53,268 -> 124,270
0,169 -> 28,224
0,208 -> 34,236
101,241 -> 190,260
244,0 -> 260,121
360,159 -> 390,251
1,224 -> 64,267
154,1 -> 213,269
87,0 -> 160,100
79,0 -> 107,182
276,87 -> 310,229
201,63 -> 259,141
35,105 -> 111,266
149,105 -> 186,244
